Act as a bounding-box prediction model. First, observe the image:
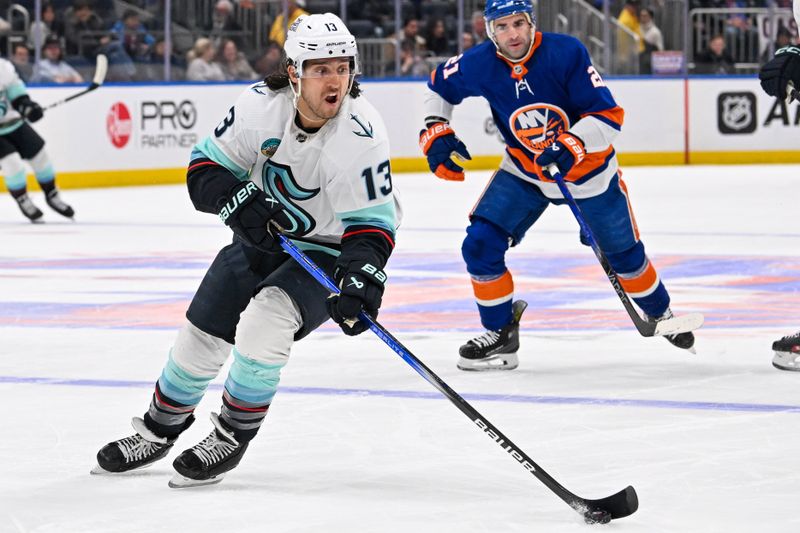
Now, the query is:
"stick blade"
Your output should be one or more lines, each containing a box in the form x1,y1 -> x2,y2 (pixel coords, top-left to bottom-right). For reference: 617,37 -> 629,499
579,485 -> 639,521
653,312 -> 704,336
93,54 -> 108,85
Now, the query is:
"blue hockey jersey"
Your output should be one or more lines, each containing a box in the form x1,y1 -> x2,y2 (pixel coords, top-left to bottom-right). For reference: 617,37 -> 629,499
428,32 -> 625,198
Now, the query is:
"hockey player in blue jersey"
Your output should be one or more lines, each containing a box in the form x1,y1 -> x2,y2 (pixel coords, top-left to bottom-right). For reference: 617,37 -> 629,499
419,0 -> 695,371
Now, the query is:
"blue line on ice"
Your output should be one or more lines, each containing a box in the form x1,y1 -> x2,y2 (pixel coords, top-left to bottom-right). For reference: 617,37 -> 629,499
2,375 -> 799,414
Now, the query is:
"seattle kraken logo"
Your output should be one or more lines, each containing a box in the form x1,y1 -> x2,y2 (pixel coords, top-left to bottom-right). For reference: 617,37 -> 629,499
261,160 -> 320,235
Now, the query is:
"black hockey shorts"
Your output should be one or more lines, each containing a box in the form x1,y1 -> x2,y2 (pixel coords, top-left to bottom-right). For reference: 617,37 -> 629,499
186,237 -> 337,345
0,122 -> 45,160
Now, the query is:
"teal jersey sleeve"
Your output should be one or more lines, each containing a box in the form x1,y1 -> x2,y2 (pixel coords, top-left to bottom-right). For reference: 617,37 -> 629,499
192,89 -> 265,180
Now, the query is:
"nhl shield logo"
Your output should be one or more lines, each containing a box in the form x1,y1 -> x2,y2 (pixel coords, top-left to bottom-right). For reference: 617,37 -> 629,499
717,92 -> 757,134
260,138 -> 280,157
513,64 -> 524,76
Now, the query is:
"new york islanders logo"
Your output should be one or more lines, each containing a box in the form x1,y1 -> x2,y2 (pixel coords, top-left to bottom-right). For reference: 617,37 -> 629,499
509,104 -> 570,154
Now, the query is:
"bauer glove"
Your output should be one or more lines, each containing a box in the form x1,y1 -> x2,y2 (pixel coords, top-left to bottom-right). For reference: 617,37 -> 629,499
326,260 -> 386,336
217,180 -> 292,253
535,132 -> 586,177
419,122 -> 472,181
12,95 -> 43,123
759,45 -> 800,101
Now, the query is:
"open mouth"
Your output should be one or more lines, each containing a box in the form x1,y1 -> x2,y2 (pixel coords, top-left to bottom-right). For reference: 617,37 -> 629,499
325,94 -> 338,105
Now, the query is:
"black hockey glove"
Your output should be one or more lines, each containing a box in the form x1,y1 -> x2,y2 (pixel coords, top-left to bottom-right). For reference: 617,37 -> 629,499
217,180 -> 292,253
12,95 -> 43,123
759,46 -> 800,100
535,132 -> 586,177
326,260 -> 387,336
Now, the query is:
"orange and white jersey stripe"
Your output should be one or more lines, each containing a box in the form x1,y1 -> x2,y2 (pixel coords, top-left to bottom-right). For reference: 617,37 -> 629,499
471,271 -> 514,307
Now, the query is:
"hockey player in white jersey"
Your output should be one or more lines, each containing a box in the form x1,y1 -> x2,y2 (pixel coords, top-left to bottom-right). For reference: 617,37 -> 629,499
0,58 -> 73,222
760,0 -> 800,371
94,14 -> 401,487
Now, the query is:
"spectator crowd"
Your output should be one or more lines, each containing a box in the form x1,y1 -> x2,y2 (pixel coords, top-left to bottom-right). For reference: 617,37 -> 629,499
0,0 -> 796,83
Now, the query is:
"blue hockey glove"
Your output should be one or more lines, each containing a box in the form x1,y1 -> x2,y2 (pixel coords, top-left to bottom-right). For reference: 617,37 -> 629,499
326,260 -> 386,336
759,46 -> 800,101
535,132 -> 586,177
217,181 -> 292,253
419,122 -> 472,181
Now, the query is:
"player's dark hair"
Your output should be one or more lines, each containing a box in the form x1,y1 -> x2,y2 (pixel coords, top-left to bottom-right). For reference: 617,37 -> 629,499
265,53 -> 361,98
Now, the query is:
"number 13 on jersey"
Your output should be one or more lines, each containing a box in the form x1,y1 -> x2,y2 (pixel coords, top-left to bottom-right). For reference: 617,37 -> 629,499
361,160 -> 392,201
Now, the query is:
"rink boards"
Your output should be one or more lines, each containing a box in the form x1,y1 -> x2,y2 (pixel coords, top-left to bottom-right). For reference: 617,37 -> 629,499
0,76 -> 798,192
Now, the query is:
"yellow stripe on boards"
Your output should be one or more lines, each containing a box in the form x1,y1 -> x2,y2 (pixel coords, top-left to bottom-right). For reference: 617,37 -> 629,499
3,150 -> 798,192
688,151 -> 800,165
0,168 -> 187,192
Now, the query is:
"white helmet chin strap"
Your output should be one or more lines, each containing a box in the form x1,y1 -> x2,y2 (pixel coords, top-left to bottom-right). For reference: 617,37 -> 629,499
289,74 -> 327,125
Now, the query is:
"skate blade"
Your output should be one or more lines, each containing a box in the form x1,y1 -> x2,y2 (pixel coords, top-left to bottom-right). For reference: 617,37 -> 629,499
457,354 -> 519,371
772,362 -> 800,372
90,462 -> 156,475
168,473 -> 225,489
90,464 -> 111,475
772,351 -> 800,372
653,313 -> 704,336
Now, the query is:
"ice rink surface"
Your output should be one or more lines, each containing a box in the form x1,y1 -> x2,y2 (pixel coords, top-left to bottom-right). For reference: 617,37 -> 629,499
1,165 -> 799,532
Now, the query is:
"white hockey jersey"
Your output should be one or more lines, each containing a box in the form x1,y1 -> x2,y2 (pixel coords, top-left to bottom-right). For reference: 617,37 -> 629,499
194,82 -> 401,252
0,58 -> 29,134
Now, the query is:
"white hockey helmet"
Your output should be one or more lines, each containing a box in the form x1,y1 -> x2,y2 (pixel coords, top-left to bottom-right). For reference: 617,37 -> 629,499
284,13 -> 360,76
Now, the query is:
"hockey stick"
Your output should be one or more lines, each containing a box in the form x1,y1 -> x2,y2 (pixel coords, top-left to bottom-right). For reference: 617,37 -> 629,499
43,54 -> 108,111
545,164 -> 703,337
277,232 -> 638,524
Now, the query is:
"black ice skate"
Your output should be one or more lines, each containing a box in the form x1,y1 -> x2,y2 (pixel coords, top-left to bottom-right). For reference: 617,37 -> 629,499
458,300 -> 528,371
14,193 -> 43,223
92,417 -> 176,474
647,308 -> 696,353
169,412 -> 249,488
45,189 -> 74,219
772,331 -> 800,371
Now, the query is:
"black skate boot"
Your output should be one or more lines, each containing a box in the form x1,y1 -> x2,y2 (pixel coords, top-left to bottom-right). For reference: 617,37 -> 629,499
772,331 -> 800,371
44,189 -> 74,219
169,412 -> 249,488
646,308 -> 695,353
13,192 -> 43,223
458,300 -> 528,371
92,416 -> 179,474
